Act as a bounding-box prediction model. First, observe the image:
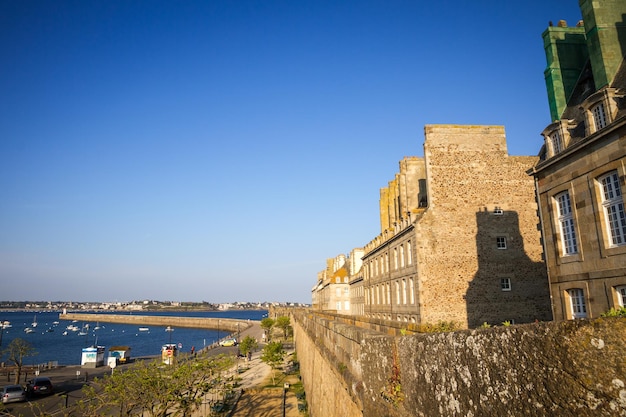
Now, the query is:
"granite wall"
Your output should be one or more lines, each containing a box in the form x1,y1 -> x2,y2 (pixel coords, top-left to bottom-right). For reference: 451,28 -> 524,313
292,310 -> 626,417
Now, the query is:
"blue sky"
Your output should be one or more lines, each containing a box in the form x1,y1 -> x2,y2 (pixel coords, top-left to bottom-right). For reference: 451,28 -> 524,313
0,1 -> 583,304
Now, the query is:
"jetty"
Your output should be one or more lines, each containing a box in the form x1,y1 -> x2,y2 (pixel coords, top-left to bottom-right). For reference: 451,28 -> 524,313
59,313 -> 251,332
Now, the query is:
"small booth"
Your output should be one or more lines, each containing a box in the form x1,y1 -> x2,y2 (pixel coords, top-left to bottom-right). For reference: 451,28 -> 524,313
108,346 -> 132,364
81,346 -> 106,368
161,344 -> 178,365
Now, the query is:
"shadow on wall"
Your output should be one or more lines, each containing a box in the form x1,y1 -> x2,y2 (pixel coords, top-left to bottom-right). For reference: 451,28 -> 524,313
465,209 -> 553,328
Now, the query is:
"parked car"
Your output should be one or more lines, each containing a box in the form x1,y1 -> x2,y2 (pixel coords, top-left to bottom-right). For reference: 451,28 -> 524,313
219,338 -> 237,347
2,385 -> 26,404
26,377 -> 54,396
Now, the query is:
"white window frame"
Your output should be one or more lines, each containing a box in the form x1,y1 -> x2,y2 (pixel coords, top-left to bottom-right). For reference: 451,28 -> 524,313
407,241 -> 413,265
568,288 -> 587,319
409,278 -> 415,304
598,171 -> 626,246
496,236 -> 507,249
402,279 -> 407,304
551,130 -> 563,154
395,281 -> 400,304
555,191 -> 578,255
393,248 -> 398,270
592,102 -> 607,130
500,278 -> 511,291
617,286 -> 626,307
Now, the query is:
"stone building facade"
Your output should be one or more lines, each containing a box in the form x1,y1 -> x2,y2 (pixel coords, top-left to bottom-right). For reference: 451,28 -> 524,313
528,0 -> 626,321
312,251 -> 364,314
361,125 -> 553,328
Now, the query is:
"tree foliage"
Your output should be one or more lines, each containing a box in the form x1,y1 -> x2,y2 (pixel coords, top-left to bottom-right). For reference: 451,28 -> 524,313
275,316 -> 291,340
260,341 -> 285,385
78,354 -> 233,417
238,335 -> 258,357
260,317 -> 275,341
2,338 -> 37,384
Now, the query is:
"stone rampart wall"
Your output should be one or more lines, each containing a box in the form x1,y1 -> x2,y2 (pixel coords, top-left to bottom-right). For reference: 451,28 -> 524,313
59,313 -> 248,332
291,309 -> 626,417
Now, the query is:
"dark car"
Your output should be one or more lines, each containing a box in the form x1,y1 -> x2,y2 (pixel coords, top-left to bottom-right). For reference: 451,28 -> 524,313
2,384 -> 26,404
26,377 -> 54,396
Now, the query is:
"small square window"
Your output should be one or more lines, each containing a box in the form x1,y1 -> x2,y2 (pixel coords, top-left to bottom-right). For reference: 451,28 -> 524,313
500,278 -> 511,291
496,236 -> 507,249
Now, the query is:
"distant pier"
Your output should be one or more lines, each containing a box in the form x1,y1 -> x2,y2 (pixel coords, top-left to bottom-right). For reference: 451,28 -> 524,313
59,313 -> 250,332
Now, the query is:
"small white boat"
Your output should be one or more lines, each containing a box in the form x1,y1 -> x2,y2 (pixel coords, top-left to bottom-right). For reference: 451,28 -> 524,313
31,315 -> 38,328
24,327 -> 34,333
1,321 -> 11,329
139,327 -> 149,332
62,331 -> 68,336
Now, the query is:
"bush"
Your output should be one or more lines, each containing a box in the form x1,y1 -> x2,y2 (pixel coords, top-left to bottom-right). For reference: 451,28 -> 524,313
601,306 -> 626,317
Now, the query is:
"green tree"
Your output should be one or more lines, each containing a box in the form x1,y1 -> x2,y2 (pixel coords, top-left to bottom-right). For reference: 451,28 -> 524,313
275,316 -> 291,340
79,354 -> 234,417
260,317 -> 275,341
260,341 -> 285,386
2,338 -> 36,384
238,335 -> 258,358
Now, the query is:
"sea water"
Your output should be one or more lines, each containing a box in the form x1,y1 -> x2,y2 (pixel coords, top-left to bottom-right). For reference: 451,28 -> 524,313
0,310 -> 267,366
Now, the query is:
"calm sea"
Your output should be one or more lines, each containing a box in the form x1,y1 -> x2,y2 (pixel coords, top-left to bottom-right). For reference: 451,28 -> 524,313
0,310 -> 267,366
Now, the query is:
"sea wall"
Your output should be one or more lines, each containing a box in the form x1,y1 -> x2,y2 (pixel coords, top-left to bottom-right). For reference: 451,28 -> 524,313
290,310 -> 626,417
59,313 -> 249,333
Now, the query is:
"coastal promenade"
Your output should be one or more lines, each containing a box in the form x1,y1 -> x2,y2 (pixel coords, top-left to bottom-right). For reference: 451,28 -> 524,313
1,321 -> 300,417
59,312 -> 249,332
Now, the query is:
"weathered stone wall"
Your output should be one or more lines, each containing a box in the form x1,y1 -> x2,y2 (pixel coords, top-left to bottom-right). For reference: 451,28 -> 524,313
292,309 -> 626,417
417,125 -> 552,327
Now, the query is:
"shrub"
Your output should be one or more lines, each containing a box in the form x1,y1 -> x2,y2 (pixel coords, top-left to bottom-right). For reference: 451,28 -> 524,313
601,306 -> 626,317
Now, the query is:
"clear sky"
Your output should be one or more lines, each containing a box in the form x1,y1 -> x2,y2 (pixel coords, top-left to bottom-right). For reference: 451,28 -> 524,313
0,1 -> 583,304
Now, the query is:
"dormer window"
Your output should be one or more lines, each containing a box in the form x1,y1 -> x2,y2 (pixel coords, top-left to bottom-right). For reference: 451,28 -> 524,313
580,88 -> 623,136
541,120 -> 570,157
592,102 -> 607,130
551,130 -> 563,153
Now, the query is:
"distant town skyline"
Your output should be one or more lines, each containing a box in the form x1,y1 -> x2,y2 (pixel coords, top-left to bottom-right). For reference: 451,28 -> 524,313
0,1 -> 583,303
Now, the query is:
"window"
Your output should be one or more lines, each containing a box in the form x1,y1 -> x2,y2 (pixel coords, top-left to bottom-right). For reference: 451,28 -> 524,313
409,278 -> 415,304
500,278 -> 511,291
402,279 -> 407,304
336,302 -> 342,311
400,245 -> 405,267
387,284 -> 391,304
556,191 -> 578,255
395,281 -> 400,304
496,236 -> 507,249
592,103 -> 607,130
568,288 -> 587,319
393,248 -> 398,270
598,171 -> 626,246
551,130 -> 563,154
336,288 -> 341,297
407,241 -> 413,265
617,286 -> 626,307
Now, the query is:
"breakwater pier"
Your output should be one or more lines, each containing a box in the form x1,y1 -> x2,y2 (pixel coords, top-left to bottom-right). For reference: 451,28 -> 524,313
59,313 -> 251,332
